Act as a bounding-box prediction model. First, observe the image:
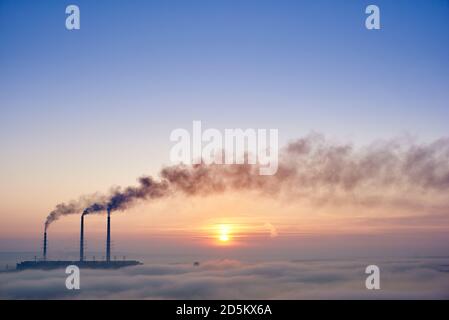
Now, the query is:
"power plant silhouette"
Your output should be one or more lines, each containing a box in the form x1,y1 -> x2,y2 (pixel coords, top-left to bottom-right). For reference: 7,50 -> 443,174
17,209 -> 141,270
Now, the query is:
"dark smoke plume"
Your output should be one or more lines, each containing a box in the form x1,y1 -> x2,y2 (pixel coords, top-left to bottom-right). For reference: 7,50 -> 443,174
82,203 -> 106,216
45,201 -> 88,230
44,134 -> 449,228
107,176 -> 170,212
45,178 -> 170,228
160,134 -> 449,200
86,176 -> 170,214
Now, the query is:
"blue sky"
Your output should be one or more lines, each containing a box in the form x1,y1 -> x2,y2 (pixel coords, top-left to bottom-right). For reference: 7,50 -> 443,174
1,0 -> 448,148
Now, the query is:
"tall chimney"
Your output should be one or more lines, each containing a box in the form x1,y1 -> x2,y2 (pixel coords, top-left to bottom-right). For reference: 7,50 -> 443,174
106,208 -> 111,262
80,214 -> 85,262
43,230 -> 47,261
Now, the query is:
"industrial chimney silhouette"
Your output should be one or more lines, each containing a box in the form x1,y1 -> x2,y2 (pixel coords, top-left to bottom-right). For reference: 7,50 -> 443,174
80,214 -> 85,262
43,230 -> 47,261
106,208 -> 111,263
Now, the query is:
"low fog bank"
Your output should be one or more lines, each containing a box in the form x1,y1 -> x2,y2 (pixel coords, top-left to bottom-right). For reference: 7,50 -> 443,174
1,257 -> 448,299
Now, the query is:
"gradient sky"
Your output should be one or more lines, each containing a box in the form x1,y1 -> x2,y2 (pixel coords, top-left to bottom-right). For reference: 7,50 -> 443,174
0,0 -> 448,259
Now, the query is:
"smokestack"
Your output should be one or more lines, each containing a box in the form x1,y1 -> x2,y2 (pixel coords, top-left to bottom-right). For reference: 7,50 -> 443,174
80,214 -> 85,262
43,230 -> 47,261
106,208 -> 111,263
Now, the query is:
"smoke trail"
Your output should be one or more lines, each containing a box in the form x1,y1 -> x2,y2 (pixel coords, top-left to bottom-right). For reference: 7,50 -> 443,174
44,134 -> 449,227
45,202 -> 84,230
44,194 -> 109,229
159,133 -> 449,208
161,135 -> 449,195
45,178 -> 170,227
104,176 -> 169,213
82,203 -> 106,216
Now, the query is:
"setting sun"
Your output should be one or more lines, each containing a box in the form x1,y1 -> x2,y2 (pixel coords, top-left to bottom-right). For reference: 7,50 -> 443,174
218,224 -> 231,243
